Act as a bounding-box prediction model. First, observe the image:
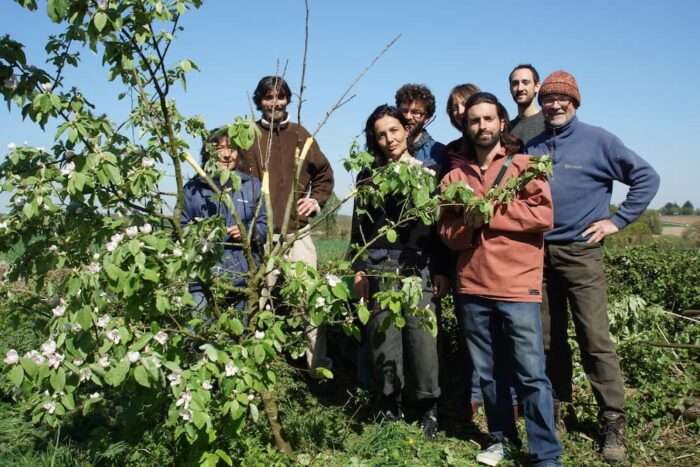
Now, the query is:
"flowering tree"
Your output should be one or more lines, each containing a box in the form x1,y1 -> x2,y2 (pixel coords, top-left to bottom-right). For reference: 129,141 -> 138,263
0,1 -> 552,464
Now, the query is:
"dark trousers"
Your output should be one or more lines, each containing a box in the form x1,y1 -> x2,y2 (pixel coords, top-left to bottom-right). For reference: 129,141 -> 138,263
541,242 -> 625,415
367,271 -> 441,401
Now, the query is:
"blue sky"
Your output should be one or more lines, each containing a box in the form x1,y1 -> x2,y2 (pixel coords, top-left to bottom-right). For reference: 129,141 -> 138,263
2,0 -> 700,214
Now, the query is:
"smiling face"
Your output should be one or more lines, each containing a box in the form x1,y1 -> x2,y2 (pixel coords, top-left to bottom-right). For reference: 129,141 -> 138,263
373,115 -> 409,161
212,135 -> 239,171
398,99 -> 428,135
541,93 -> 577,127
466,102 -> 503,149
510,68 -> 540,107
260,89 -> 289,122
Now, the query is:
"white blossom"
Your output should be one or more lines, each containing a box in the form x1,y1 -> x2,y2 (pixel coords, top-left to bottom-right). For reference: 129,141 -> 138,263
90,392 -> 101,399
200,240 -> 210,253
150,356 -> 162,369
98,356 -> 110,368
176,390 -> 192,408
326,273 -> 341,288
4,349 -> 19,365
106,240 -> 118,252
79,367 -> 92,382
167,372 -> 181,387
96,315 -> 110,328
40,82 -> 53,92
254,330 -> 265,340
315,297 -> 326,308
110,233 -> 124,243
60,161 -> 75,176
27,350 -> 45,365
247,393 -> 255,401
48,244 -> 59,252
41,339 -> 57,356
87,262 -> 101,274
43,401 -> 56,414
225,362 -> 239,377
139,223 -> 152,234
202,380 -> 212,390
106,329 -> 121,344
154,330 -> 167,345
172,247 -> 183,257
47,352 -> 64,369
141,157 -> 155,169
71,323 -> 82,332
52,304 -> 65,317
73,358 -> 84,366
0,221 -> 8,230
180,409 -> 192,421
125,226 -> 138,239
127,351 -> 140,363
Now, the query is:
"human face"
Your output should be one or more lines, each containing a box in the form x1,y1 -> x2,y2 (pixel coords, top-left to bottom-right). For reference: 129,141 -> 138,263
541,94 -> 576,127
399,99 -> 428,135
450,95 -> 467,131
260,89 -> 289,122
466,102 -> 503,149
510,68 -> 540,107
213,136 -> 239,171
373,115 -> 409,161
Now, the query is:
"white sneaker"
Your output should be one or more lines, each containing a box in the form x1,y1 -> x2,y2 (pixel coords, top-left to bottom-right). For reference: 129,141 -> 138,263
476,443 -> 505,466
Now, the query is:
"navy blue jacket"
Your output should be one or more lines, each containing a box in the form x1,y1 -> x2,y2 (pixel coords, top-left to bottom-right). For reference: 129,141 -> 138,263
526,117 -> 660,242
182,172 -> 267,286
412,130 -> 448,178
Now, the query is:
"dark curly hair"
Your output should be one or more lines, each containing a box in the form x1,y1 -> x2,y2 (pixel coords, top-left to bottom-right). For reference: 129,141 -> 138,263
446,83 -> 480,129
364,104 -> 410,165
462,92 -> 523,157
394,83 -> 436,119
252,76 -> 292,111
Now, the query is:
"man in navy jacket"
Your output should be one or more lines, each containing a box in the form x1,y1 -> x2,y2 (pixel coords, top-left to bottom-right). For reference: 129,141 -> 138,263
526,70 -> 660,464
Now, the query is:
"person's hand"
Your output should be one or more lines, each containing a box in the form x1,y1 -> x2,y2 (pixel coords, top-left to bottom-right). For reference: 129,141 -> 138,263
227,225 -> 242,241
354,271 -> 369,301
432,275 -> 450,298
297,198 -> 320,218
582,219 -> 619,243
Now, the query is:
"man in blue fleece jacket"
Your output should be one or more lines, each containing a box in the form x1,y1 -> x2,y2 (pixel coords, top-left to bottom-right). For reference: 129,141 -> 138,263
526,70 -> 660,464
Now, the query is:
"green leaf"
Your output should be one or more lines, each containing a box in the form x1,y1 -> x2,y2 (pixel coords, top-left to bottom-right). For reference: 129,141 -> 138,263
386,228 -> 397,243
142,268 -> 160,282
254,345 -> 265,364
331,283 -> 349,300
8,365 -> 24,386
106,360 -> 130,386
249,403 -> 259,422
200,344 -> 218,362
93,12 -> 108,32
134,366 -> 151,388
215,450 -> 233,466
47,0 -> 69,22
229,318 -> 244,336
50,368 -> 66,391
357,302 -> 370,325
61,392 -> 75,411
180,59 -> 192,72
75,307 -> 94,330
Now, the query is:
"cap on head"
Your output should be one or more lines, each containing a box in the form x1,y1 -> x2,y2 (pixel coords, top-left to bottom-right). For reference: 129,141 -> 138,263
538,70 -> 581,108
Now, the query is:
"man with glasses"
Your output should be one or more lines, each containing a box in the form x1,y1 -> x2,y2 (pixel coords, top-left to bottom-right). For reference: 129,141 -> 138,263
526,70 -> 660,464
395,84 -> 447,175
508,64 -> 545,145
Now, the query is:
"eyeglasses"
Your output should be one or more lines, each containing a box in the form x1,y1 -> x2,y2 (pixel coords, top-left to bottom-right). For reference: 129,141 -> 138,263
399,107 -> 427,118
541,95 -> 572,107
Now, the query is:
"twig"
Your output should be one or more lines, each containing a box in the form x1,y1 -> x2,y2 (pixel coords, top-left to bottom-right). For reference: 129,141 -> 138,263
642,342 -> 700,350
312,34 -> 401,136
296,0 -> 310,124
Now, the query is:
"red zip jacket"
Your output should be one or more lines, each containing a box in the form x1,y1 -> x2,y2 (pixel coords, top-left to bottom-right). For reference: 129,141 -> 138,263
439,149 -> 553,302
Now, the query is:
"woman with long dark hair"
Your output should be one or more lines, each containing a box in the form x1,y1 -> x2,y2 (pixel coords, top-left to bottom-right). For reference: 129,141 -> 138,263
350,104 -> 448,438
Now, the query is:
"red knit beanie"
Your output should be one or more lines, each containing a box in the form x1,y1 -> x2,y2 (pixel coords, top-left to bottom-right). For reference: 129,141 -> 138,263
538,70 -> 581,108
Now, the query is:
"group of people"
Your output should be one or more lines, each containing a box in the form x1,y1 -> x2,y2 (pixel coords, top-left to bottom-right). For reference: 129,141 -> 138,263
182,66 -> 660,466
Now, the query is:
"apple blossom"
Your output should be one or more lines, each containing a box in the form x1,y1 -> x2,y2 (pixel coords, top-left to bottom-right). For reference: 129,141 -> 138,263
225,362 -> 239,377
87,262 -> 101,274
43,401 -> 56,414
127,351 -> 140,363
141,157 -> 155,168
176,390 -> 192,408
202,380 -> 213,390
79,368 -> 92,382
326,273 -> 341,287
90,392 -> 101,399
139,223 -> 152,234
41,339 -> 57,356
180,409 -> 193,421
60,161 -> 75,176
52,304 -> 65,317
4,349 -> 19,365
315,297 -> 326,308
47,352 -> 64,369
125,226 -> 139,239
27,350 -> 46,365
98,356 -> 110,368
154,330 -> 167,345
254,330 -> 265,340
167,372 -> 181,387
96,315 -> 110,328
106,329 -> 121,344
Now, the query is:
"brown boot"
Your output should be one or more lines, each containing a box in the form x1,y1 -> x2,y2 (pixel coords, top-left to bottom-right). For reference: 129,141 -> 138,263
600,412 -> 626,464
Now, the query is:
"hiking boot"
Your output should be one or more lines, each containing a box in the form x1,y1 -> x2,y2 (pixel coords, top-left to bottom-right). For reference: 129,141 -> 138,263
476,443 -> 505,466
377,395 -> 404,422
600,412 -> 626,464
420,405 -> 439,439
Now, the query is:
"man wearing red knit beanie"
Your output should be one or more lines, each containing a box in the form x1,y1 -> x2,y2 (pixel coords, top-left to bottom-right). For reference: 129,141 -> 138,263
526,70 -> 660,464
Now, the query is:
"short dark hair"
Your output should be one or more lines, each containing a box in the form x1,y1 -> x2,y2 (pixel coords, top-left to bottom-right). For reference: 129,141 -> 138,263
508,64 -> 540,84
200,126 -> 233,166
364,104 -> 409,164
446,83 -> 481,129
394,83 -> 436,119
253,76 -> 292,111
463,92 -> 522,157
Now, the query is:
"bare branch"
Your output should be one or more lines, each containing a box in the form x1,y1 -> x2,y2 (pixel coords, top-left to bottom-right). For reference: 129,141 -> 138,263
296,0 -> 310,124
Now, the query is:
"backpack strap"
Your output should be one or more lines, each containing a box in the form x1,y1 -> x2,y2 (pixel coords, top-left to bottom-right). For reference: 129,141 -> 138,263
491,153 -> 515,189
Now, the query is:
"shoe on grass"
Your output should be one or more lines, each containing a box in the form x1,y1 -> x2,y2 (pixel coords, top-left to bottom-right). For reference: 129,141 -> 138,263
600,411 -> 626,464
476,442 -> 506,466
420,406 -> 439,439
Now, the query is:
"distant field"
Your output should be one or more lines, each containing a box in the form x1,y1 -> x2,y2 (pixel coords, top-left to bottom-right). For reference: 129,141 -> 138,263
661,215 -> 699,236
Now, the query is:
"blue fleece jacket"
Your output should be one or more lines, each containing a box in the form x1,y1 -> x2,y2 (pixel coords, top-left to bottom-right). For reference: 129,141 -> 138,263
181,171 -> 267,287
412,130 -> 447,177
526,116 -> 660,242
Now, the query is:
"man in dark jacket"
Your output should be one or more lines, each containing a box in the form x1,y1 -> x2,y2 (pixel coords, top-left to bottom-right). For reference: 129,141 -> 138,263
509,64 -> 545,145
526,70 -> 660,464
238,76 -> 334,372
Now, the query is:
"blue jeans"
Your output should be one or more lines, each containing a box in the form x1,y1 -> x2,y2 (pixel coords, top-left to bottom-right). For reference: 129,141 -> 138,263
457,295 -> 561,466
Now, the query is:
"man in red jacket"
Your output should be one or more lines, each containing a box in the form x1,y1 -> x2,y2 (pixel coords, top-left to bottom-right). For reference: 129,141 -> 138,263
439,92 -> 561,467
